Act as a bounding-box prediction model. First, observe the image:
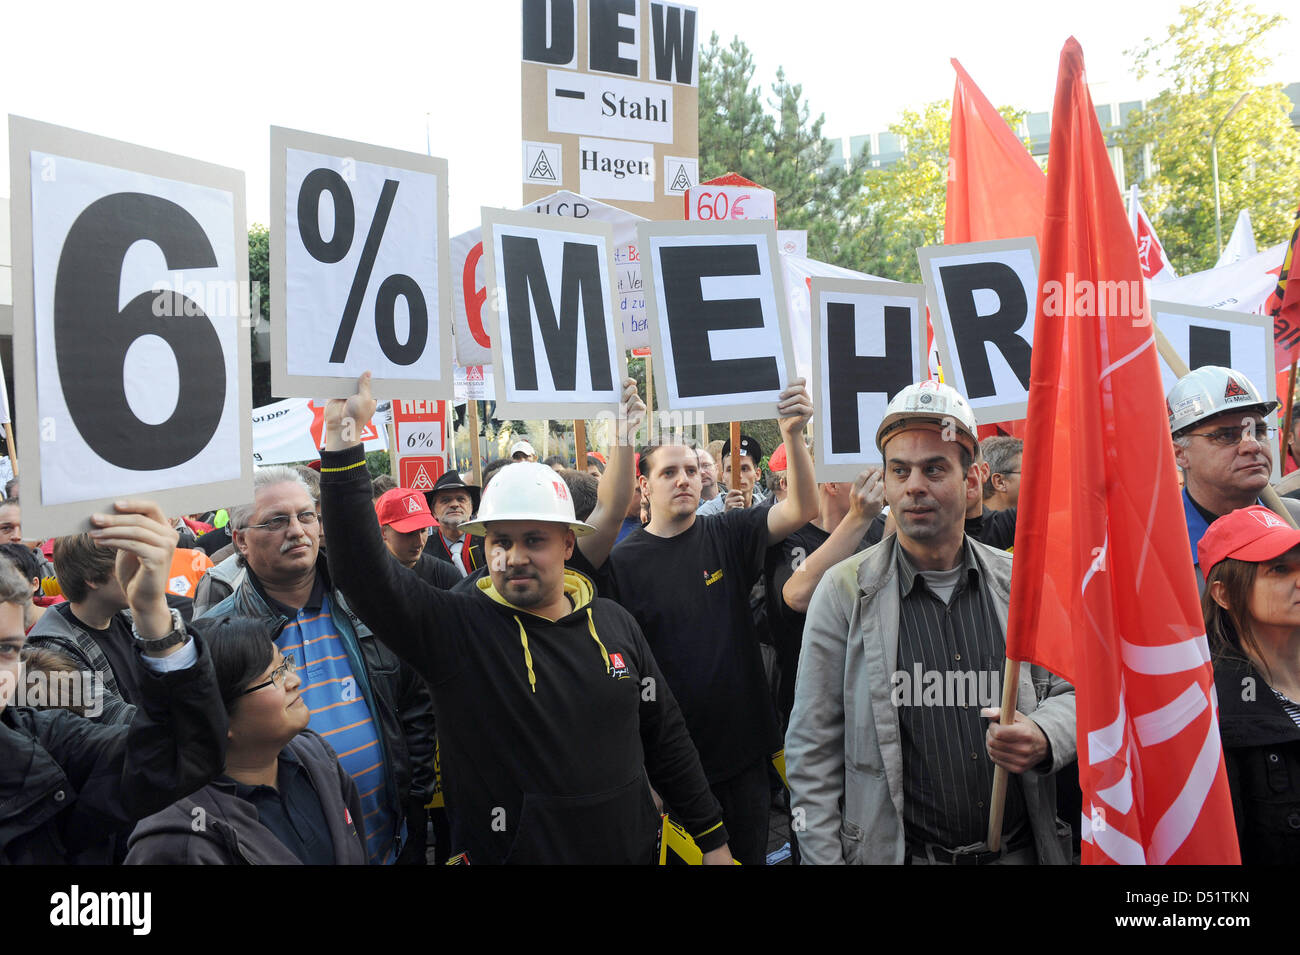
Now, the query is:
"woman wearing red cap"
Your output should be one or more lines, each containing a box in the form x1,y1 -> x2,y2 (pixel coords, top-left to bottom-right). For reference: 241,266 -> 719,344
1200,505 -> 1300,864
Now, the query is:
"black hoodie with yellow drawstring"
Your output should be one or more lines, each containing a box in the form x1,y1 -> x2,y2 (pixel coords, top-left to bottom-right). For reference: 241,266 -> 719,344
320,445 -> 727,864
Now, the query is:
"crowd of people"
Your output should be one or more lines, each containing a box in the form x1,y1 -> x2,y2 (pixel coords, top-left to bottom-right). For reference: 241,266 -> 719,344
0,361 -> 1296,865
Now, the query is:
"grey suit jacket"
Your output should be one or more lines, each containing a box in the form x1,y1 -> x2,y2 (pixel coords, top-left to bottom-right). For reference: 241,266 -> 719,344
785,535 -> 1076,865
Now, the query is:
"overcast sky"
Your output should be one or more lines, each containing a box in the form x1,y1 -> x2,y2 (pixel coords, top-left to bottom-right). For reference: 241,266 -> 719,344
2,0 -> 1297,234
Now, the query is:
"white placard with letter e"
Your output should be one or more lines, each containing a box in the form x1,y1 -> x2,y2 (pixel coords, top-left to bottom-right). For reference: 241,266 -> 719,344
639,219 -> 796,424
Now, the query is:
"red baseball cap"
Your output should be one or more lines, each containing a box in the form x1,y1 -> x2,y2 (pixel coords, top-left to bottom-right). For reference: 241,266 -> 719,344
1198,505 -> 1300,580
769,443 -> 787,472
375,488 -> 436,533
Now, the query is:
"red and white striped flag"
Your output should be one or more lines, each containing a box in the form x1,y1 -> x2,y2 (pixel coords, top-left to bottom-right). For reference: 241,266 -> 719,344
1006,38 -> 1239,865
1130,185 -> 1178,284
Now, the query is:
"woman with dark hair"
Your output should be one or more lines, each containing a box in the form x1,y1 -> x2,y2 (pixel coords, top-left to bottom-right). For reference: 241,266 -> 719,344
125,616 -> 366,864
1199,505 -> 1300,864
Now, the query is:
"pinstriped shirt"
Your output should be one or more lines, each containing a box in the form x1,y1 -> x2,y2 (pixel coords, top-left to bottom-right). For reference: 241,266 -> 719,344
895,541 -> 1026,848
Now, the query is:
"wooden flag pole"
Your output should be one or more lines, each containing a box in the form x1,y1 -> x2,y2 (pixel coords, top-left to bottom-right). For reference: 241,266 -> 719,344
468,400 -> 483,487
644,356 -> 655,445
3,420 -> 16,478
574,419 -> 587,469
386,416 -> 399,481
729,421 -> 741,491
985,658 -> 1022,851
1152,323 -> 1297,528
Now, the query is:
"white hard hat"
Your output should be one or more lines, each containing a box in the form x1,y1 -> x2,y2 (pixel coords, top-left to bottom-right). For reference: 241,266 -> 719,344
509,439 -> 537,459
1167,365 -> 1277,435
459,462 -> 594,538
876,380 -> 979,455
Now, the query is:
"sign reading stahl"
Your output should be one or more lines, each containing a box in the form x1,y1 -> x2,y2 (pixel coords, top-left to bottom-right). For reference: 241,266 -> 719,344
522,0 -> 699,220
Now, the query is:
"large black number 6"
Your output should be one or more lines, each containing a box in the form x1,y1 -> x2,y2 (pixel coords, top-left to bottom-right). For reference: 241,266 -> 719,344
54,192 -> 226,471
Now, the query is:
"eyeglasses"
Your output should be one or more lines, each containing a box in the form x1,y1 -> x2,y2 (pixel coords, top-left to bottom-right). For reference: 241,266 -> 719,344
239,656 -> 297,696
245,510 -> 319,533
1184,424 -> 1278,448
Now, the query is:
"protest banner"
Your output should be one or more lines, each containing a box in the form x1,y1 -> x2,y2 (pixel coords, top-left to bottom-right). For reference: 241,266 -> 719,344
8,115 -> 252,538
251,397 -> 388,466
917,237 -> 1040,426
685,178 -> 776,223
639,219 -> 795,425
810,278 -> 927,481
521,0 -> 700,219
481,208 -> 627,420
393,398 -> 447,491
270,127 -> 452,399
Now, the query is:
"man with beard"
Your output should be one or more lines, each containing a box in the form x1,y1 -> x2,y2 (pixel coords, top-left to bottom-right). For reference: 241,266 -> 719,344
425,472 -> 485,578
201,466 -> 436,865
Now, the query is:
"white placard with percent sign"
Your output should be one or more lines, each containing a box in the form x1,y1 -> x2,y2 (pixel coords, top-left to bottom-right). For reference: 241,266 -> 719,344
397,421 -> 444,455
271,127 -> 452,399
8,115 -> 253,539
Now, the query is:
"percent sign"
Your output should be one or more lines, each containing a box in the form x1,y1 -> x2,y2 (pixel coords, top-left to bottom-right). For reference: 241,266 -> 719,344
297,168 -> 427,365
405,429 -> 439,450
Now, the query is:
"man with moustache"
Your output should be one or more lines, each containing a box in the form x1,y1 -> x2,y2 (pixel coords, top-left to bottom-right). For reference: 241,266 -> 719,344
201,466 -> 436,865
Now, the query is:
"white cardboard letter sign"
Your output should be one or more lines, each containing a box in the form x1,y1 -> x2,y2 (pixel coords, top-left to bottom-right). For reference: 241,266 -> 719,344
639,220 -> 795,424
9,116 -> 252,537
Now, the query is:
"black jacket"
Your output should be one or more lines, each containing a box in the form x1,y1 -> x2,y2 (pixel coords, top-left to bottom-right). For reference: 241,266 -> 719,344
200,558 -> 439,853
321,444 -> 728,864
1215,653 -> 1300,864
0,634 -> 226,864
124,730 -> 365,865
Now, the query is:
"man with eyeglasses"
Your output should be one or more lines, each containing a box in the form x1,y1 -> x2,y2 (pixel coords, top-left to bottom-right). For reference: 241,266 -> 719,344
1168,365 -> 1300,580
200,465 -> 437,865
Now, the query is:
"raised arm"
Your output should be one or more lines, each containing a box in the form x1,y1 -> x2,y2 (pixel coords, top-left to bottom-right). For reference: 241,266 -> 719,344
782,469 -> 883,614
766,379 -> 819,545
320,373 -> 465,681
577,378 -> 645,569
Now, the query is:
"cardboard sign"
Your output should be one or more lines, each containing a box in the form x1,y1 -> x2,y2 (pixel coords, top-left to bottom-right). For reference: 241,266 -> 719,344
271,127 -> 452,399
451,190 -> 649,367
8,116 -> 252,537
918,237 -> 1040,424
400,455 -> 446,492
0,196 -> 11,335
482,209 -> 626,418
639,220 -> 796,424
522,0 -> 700,218
811,278 -> 927,481
392,398 -> 447,457
1151,300 -> 1279,479
685,183 -> 776,223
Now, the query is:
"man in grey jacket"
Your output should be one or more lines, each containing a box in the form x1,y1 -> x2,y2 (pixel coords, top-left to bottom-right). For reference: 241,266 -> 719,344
786,381 -> 1075,865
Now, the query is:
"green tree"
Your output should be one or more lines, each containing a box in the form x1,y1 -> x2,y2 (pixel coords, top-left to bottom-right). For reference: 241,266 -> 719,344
247,223 -> 274,407
1117,0 -> 1300,273
858,100 -> 1030,283
697,33 -> 870,270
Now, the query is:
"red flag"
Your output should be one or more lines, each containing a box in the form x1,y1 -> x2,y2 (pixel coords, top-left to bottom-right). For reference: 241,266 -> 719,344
1268,200 -> 1300,367
945,59 -> 1046,440
1006,38 -> 1239,865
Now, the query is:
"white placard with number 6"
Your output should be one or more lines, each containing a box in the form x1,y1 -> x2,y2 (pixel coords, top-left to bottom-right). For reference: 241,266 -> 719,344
271,127 -> 453,400
8,116 -> 253,538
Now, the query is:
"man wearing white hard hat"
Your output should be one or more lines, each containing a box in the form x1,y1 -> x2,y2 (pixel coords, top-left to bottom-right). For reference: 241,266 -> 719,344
319,373 -> 733,864
509,439 -> 537,462
1168,365 -> 1300,577
786,380 -> 1076,865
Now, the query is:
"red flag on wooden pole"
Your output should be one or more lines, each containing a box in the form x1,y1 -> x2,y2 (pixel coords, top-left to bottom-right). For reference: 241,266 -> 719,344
1005,38 -> 1240,864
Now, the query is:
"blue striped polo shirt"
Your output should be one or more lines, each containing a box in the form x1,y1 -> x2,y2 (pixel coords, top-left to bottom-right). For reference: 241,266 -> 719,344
275,588 -> 395,865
